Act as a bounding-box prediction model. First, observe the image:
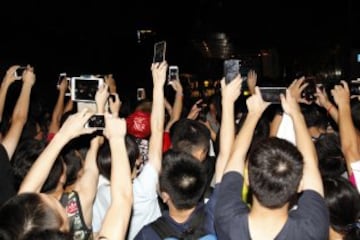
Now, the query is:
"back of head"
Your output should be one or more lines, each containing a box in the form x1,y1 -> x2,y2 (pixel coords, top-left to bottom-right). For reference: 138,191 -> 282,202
23,229 -> 73,240
323,177 -> 360,240
315,133 -> 346,178
170,119 -> 210,160
0,193 -> 64,239
248,137 -> 304,208
97,134 -> 140,181
301,104 -> 328,130
160,150 -> 207,210
351,100 -> 360,132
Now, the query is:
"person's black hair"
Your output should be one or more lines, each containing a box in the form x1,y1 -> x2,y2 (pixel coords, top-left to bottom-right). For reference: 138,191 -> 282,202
97,134 -> 139,181
351,100 -> 360,132
23,229 -> 73,240
300,103 -> 328,129
315,133 -> 346,178
323,177 -> 360,240
160,150 -> 207,210
248,137 -> 304,208
0,193 -> 66,240
170,119 -> 210,159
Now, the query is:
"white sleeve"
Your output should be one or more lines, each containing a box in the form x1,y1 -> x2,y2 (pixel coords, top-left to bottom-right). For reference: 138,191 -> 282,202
351,161 -> 360,193
276,112 -> 296,145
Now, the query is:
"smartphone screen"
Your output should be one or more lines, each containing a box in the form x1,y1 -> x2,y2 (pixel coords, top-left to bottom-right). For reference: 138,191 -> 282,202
259,87 -> 286,104
85,114 -> 105,129
168,65 -> 179,82
224,59 -> 240,84
15,66 -> 26,79
71,77 -> 104,102
153,41 -> 166,63
137,88 -> 145,101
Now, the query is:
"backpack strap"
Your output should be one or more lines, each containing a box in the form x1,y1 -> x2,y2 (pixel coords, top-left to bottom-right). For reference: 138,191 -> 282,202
151,216 -> 182,239
151,206 -> 207,240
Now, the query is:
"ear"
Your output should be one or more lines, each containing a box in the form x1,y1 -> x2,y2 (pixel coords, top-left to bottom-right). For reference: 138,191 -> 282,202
160,192 -> 170,203
297,178 -> 304,193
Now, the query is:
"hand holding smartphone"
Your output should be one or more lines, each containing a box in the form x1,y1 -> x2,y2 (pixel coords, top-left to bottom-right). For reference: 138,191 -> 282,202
14,66 -> 27,79
153,41 -> 166,63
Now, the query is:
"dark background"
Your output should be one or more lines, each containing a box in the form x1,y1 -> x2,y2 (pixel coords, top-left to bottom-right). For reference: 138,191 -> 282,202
0,0 -> 359,111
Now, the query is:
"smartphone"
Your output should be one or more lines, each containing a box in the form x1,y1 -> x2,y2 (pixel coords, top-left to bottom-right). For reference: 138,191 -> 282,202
224,59 -> 240,84
168,65 -> 179,82
137,88 -> 145,101
259,87 -> 287,104
14,66 -> 26,79
153,41 -> 166,63
71,76 -> 104,102
85,114 -> 105,129
57,73 -> 71,96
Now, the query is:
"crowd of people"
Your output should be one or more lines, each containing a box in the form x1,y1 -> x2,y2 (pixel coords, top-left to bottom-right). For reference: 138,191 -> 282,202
0,61 -> 359,240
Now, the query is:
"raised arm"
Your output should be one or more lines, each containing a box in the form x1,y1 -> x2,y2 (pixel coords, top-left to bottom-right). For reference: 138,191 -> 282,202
214,77 -> 241,183
18,108 -> 95,193
48,75 -> 69,135
75,84 -> 108,226
225,87 -> 269,175
148,61 -> 167,173
2,66 -> 35,159
315,86 -> 338,123
164,79 -> 183,132
98,115 -> 132,240
331,81 -> 360,176
281,89 -> 323,195
0,65 -> 20,122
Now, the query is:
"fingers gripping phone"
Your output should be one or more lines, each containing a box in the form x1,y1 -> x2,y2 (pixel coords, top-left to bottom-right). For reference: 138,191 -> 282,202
153,41 -> 166,63
57,73 -> 71,96
15,66 -> 26,79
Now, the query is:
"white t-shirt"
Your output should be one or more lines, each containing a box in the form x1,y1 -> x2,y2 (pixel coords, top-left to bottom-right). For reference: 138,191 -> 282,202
92,163 -> 161,239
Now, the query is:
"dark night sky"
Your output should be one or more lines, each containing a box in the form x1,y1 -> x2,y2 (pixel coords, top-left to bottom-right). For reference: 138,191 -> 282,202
0,0 -> 359,108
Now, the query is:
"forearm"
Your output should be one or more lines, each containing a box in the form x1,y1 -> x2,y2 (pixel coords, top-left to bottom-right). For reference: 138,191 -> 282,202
291,112 -> 323,194
215,100 -> 234,183
170,92 -> 183,122
49,90 -> 66,133
0,82 -> 11,122
338,103 -> 360,171
18,133 -> 68,193
99,138 -> 132,239
148,85 -> 164,172
225,113 -> 261,174
11,83 -> 32,123
324,102 -> 338,123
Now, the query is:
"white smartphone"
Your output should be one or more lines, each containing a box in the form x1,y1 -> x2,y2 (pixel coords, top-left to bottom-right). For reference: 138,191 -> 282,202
71,76 -> 104,102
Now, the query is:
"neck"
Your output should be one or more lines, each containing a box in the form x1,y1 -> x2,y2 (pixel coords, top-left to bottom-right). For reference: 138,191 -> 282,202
308,126 -> 324,139
168,204 -> 196,223
329,226 -> 343,240
248,197 -> 289,239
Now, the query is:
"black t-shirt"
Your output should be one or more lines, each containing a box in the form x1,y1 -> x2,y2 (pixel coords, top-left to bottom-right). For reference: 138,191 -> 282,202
215,172 -> 329,240
0,144 -> 16,206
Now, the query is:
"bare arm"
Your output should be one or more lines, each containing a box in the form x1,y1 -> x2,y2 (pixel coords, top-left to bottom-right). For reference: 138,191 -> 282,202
148,61 -> 167,173
214,77 -> 241,183
164,79 -> 183,132
0,66 -> 19,122
48,76 -> 68,134
331,81 -> 360,176
315,87 -> 338,123
225,87 -> 270,175
18,109 -> 96,193
98,115 -> 132,240
76,83 -> 108,226
2,66 -> 35,159
281,89 -> 323,195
